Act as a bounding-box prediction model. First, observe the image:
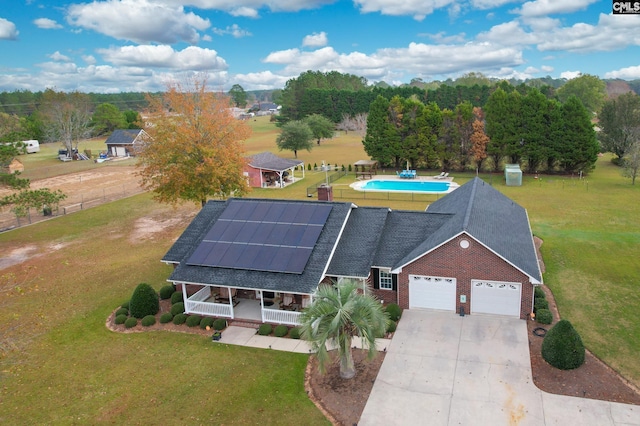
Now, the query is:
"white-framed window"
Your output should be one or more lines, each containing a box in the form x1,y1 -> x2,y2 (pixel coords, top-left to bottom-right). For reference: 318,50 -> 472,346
379,270 -> 393,290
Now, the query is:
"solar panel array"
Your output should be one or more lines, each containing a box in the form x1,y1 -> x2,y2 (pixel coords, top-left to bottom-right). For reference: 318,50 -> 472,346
187,200 -> 333,274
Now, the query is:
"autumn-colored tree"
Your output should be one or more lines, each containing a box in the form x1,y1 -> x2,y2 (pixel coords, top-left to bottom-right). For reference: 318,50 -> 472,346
137,76 -> 252,207
469,107 -> 489,172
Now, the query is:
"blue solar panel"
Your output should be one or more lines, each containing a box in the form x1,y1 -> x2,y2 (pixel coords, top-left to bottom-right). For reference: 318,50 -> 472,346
277,203 -> 302,223
187,199 -> 333,273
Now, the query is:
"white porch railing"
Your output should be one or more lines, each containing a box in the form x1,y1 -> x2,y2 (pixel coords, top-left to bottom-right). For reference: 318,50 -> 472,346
186,286 -> 233,318
262,308 -> 302,326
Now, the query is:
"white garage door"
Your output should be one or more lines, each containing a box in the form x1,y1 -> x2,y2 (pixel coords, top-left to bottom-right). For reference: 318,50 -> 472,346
471,280 -> 521,317
409,275 -> 456,311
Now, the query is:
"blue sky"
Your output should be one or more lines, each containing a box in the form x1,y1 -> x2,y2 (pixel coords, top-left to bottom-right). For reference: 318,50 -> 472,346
0,0 -> 639,93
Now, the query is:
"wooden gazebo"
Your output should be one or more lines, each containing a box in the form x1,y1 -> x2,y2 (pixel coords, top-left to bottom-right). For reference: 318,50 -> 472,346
353,160 -> 378,179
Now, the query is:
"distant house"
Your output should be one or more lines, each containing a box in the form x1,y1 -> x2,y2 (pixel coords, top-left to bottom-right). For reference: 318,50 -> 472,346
105,129 -> 149,157
162,178 -> 542,326
250,102 -> 280,116
244,152 -> 304,188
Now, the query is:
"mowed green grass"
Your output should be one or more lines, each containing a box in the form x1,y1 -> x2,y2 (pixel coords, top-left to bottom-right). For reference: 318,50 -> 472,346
1,116 -> 639,423
0,194 -> 328,425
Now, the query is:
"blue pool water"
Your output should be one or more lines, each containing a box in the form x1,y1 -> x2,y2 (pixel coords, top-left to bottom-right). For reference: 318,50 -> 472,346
359,180 -> 451,193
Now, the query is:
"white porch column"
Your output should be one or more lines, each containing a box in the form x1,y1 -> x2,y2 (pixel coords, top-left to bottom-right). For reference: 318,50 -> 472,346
181,283 -> 188,313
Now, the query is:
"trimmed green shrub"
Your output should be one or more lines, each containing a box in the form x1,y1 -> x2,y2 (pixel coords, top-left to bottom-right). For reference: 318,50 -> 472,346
159,285 -> 176,300
385,303 -> 402,321
185,315 -> 202,327
289,327 -> 300,339
536,309 -> 553,324
115,314 -> 127,325
121,300 -> 130,309
124,317 -> 138,328
213,318 -> 227,331
387,321 -> 397,333
129,283 -> 160,319
171,291 -> 183,304
160,313 -> 173,324
258,324 -> 272,336
534,297 -> 549,312
534,286 -> 546,299
141,315 -> 156,327
170,302 -> 185,316
200,317 -> 215,329
115,307 -> 129,317
541,319 -> 585,370
172,313 -> 187,325
274,325 -> 288,337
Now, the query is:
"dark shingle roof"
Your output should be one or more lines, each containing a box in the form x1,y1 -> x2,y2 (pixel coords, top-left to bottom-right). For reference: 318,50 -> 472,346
393,177 -> 542,283
248,152 -> 303,172
105,129 -> 144,145
165,198 -> 351,294
326,206 -> 389,277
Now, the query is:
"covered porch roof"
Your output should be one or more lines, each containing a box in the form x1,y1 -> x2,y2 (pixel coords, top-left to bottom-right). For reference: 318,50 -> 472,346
248,151 -> 303,172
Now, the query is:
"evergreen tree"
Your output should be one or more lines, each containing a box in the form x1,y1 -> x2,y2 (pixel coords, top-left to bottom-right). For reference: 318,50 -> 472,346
558,96 -> 599,173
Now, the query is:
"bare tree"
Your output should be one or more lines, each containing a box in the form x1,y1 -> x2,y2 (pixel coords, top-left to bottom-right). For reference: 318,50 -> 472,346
39,89 -> 93,157
336,113 -> 368,136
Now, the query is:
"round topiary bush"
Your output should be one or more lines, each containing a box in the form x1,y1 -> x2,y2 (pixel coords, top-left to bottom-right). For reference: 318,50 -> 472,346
129,283 -> 160,319
185,315 -> 202,327
536,309 -> 553,324
141,315 -> 156,327
534,286 -> 546,299
213,318 -> 227,331
170,302 -> 185,316
385,303 -> 402,321
541,319 -> 585,370
274,325 -> 288,337
200,317 -> 214,329
159,285 -> 176,300
115,307 -> 129,317
171,291 -> 183,304
258,324 -> 272,336
160,312 -> 173,324
387,321 -> 397,333
289,327 -> 300,339
172,313 -> 187,325
124,317 -> 138,328
115,314 -> 128,325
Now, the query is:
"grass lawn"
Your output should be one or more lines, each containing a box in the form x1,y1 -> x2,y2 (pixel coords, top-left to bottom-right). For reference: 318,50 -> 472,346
0,194 -> 329,425
1,117 -> 639,423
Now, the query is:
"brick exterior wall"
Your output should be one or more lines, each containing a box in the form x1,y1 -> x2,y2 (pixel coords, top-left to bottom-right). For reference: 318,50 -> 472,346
395,234 -> 534,320
367,274 -> 398,305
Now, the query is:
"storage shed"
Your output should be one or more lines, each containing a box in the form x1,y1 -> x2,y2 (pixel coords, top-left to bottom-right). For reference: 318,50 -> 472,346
505,164 -> 522,186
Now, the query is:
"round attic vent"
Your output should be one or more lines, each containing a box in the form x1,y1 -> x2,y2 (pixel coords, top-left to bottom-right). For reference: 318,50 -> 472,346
460,239 -> 470,249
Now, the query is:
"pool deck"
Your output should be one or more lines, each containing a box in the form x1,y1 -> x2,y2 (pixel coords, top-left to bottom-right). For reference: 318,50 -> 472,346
350,173 -> 460,193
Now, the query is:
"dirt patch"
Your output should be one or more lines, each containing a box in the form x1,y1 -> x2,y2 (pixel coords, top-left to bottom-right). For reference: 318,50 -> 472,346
129,215 -> 192,243
0,242 -> 69,270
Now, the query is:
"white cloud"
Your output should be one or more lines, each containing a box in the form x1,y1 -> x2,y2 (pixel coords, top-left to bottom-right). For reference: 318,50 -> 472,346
67,0 -> 210,44
160,0 -> 336,13
97,45 -> 228,71
34,18 -> 63,29
229,7 -> 259,18
0,17 -> 19,40
535,13 -> 640,53
560,70 -> 582,79
83,55 -> 97,65
515,0 -> 598,17
605,65 -> 640,80
264,41 -> 523,82
419,31 -> 467,44
354,0 -> 456,20
302,32 -> 328,47
232,70 -> 291,90
48,51 -> 72,62
212,24 -> 252,38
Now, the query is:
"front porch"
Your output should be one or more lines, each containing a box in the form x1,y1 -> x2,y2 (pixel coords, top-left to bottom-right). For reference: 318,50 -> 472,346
182,285 -> 308,326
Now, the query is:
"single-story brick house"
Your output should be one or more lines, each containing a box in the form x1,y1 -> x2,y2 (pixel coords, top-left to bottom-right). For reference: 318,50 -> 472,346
244,151 -> 305,188
105,129 -> 149,157
162,177 -> 542,325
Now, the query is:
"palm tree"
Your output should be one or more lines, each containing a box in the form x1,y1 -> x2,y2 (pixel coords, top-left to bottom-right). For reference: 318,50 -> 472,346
299,280 -> 390,379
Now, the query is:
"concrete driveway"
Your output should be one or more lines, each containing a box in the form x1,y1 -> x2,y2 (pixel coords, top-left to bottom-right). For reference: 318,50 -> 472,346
359,310 -> 639,426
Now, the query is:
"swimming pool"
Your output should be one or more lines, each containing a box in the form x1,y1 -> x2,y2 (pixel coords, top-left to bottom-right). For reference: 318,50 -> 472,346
351,179 -> 458,193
